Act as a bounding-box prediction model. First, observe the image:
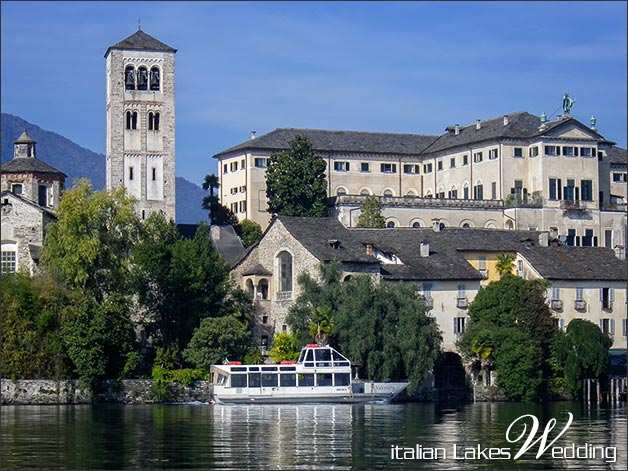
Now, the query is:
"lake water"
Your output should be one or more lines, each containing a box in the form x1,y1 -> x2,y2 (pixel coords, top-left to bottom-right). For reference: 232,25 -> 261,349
1,401 -> 625,470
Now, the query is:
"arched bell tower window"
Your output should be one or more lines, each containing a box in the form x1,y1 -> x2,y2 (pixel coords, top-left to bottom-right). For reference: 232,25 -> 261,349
277,251 -> 293,293
125,65 -> 136,90
148,112 -> 160,131
150,66 -> 160,91
125,111 -> 138,130
137,66 -> 148,90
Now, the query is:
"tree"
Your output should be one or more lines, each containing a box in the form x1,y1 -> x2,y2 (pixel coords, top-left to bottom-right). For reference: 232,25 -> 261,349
287,263 -> 441,391
265,136 -> 328,217
41,179 -> 141,301
183,316 -> 255,370
268,332 -> 301,363
356,195 -> 386,228
240,219 -> 263,247
458,274 -> 558,401
201,173 -> 220,225
495,252 -> 516,277
552,319 -> 612,396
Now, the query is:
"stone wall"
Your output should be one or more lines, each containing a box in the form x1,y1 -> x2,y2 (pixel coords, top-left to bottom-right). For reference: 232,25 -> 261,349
1,379 -> 213,405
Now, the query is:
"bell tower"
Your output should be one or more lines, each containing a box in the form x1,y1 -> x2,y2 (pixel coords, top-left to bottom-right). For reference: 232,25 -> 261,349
104,28 -> 176,221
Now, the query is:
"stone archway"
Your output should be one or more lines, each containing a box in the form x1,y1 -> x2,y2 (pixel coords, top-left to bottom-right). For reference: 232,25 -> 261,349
433,352 -> 469,402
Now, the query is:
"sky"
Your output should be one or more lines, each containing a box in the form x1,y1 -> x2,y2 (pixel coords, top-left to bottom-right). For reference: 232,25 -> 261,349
2,1 -> 627,185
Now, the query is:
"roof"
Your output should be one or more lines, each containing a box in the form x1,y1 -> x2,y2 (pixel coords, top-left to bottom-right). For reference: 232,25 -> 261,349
608,146 -> 627,165
0,191 -> 57,217
244,217 -> 627,283
105,29 -> 177,57
421,112 -> 609,155
214,128 -> 439,159
1,157 -> 66,177
210,225 -> 246,265
14,129 -> 35,144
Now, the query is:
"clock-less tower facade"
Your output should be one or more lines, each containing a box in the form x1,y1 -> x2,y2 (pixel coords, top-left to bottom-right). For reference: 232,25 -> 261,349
105,28 -> 176,221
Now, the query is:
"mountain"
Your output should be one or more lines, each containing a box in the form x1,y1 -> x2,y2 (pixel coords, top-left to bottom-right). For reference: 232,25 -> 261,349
1,113 -> 207,223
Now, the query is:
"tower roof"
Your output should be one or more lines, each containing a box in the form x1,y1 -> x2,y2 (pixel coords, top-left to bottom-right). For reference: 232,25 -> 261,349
1,158 -> 66,177
14,129 -> 36,144
104,29 -> 177,57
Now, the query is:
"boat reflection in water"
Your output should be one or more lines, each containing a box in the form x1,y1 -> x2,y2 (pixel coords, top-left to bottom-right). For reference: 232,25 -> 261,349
210,344 -> 408,404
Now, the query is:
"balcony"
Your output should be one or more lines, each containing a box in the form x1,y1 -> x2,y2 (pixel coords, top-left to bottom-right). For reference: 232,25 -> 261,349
574,300 -> 586,311
560,199 -> 587,210
551,299 -> 563,310
335,194 -> 504,209
457,297 -> 468,309
275,291 -> 293,302
423,296 -> 434,309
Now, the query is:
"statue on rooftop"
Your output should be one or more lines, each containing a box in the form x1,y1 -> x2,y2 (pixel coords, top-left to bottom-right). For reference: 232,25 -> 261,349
562,93 -> 575,116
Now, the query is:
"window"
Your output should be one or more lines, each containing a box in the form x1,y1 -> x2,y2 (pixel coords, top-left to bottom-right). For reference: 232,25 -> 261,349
230,202 -> 238,213
129,166 -> 134,181
403,164 -> 419,174
380,163 -> 397,173
1,245 -> 17,273
613,172 -> 627,182
361,162 -> 370,172
152,167 -> 157,181
298,374 -> 315,387
11,184 -> 23,195
137,66 -> 148,90
280,374 -> 296,387
529,146 -> 539,157
473,184 -> 483,200
552,287 -> 560,301
223,164 -> 228,173
148,112 -> 160,131
514,148 -> 523,158
463,185 -> 469,200
544,145 -> 559,156
436,191 -> 445,199
421,283 -> 433,305
239,201 -> 247,213
580,147 -> 593,157
230,187 -> 238,195
623,319 -> 628,337
453,317 -> 466,335
473,152 -> 483,163
549,178 -> 562,200
334,373 -> 351,386
241,159 -> 245,168
38,185 -> 48,206
491,182 -> 497,200
600,288 -> 614,310
230,161 -> 238,172
478,256 -> 487,270
599,319 -> 615,336
488,149 -> 498,160
576,287 -> 584,301
448,189 -> 458,199
278,251 -> 293,293
386,220 -> 396,228
566,229 -> 576,246
411,221 -> 421,228
450,158 -> 456,168
605,230 -> 612,248
336,187 -> 347,196
462,155 -> 469,166
457,284 -> 466,299
581,180 -> 593,201
125,111 -> 138,130
437,160 -> 443,171
149,66 -> 160,91
239,186 -> 247,193
563,179 -> 576,201
383,189 -> 394,197
562,146 -> 577,157
360,188 -> 371,196
124,65 -> 136,90
580,229 -> 594,246
334,161 -> 350,172
423,163 -> 433,173
254,158 -> 267,168
262,315 -> 268,324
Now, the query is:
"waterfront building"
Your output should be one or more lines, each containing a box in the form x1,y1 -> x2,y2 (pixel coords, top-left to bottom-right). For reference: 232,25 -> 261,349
230,216 -> 627,354
1,130 -> 66,275
214,112 -> 626,255
104,28 -> 177,221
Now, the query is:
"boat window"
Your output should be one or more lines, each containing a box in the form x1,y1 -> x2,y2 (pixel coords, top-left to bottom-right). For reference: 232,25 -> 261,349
216,374 -> 227,385
298,350 -> 306,363
334,373 -> 351,386
279,366 -> 296,371
332,350 -> 349,363
261,373 -> 278,387
280,374 -> 296,387
248,367 -> 259,372
231,374 -> 247,388
316,373 -> 333,387
315,349 -> 332,367
231,367 -> 247,372
298,374 -> 315,387
262,366 -> 277,371
306,350 -> 314,362
248,373 -> 261,387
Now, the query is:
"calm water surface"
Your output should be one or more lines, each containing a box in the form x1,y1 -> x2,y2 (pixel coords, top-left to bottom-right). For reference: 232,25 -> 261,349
1,402 -> 625,470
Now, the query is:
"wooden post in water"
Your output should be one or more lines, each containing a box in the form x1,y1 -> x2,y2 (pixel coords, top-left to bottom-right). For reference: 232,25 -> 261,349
596,380 -> 602,403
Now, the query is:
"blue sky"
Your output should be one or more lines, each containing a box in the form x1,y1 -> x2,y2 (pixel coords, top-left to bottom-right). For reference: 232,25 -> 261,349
2,1 -> 626,185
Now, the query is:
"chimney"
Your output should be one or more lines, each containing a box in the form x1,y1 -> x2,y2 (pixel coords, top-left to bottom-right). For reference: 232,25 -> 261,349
431,218 -> 441,232
538,232 -> 549,247
503,115 -> 509,126
475,119 -> 481,130
251,131 -> 256,140
365,243 -> 373,256
420,241 -> 430,257
455,124 -> 460,135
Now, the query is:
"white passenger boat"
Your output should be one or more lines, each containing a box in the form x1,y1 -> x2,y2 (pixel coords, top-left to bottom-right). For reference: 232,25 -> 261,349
210,343 -> 409,404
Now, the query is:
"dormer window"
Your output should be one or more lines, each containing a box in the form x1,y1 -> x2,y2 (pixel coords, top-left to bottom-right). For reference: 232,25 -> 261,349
137,66 -> 148,90
11,184 -> 23,195
150,66 -> 160,91
125,65 -> 136,90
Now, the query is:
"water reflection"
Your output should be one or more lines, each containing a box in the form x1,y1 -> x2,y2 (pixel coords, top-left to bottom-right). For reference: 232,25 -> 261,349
0,402 -> 625,470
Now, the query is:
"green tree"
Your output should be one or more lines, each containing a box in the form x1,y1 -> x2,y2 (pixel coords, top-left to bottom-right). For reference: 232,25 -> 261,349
552,319 -> 612,396
183,316 -> 255,370
201,173 -> 220,225
268,332 -> 301,363
495,252 -> 516,277
287,263 -> 441,391
265,136 -> 328,217
41,179 -> 141,301
458,274 -> 558,401
240,219 -> 263,247
356,195 -> 386,228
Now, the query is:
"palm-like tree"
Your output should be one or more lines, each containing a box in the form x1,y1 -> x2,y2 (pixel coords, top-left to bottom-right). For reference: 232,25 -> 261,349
202,173 -> 220,224
495,252 -> 516,277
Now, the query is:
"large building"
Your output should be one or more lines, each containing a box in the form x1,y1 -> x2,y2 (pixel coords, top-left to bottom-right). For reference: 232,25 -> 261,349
104,28 -> 177,221
214,111 -> 627,255
1,131 -> 66,275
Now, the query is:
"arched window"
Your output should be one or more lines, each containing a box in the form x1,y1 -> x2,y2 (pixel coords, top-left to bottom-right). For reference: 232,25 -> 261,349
257,279 -> 269,299
148,112 -> 160,131
383,189 -> 394,197
360,188 -> 371,196
406,190 -> 416,197
386,220 -> 396,228
336,187 -> 347,196
125,65 -> 135,90
412,221 -> 421,228
277,251 -> 293,293
246,279 -> 255,297
125,111 -> 138,130
137,66 -> 148,90
150,66 -> 160,91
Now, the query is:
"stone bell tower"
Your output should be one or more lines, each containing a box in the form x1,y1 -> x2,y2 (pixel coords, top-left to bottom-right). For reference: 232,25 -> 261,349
104,27 -> 176,221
